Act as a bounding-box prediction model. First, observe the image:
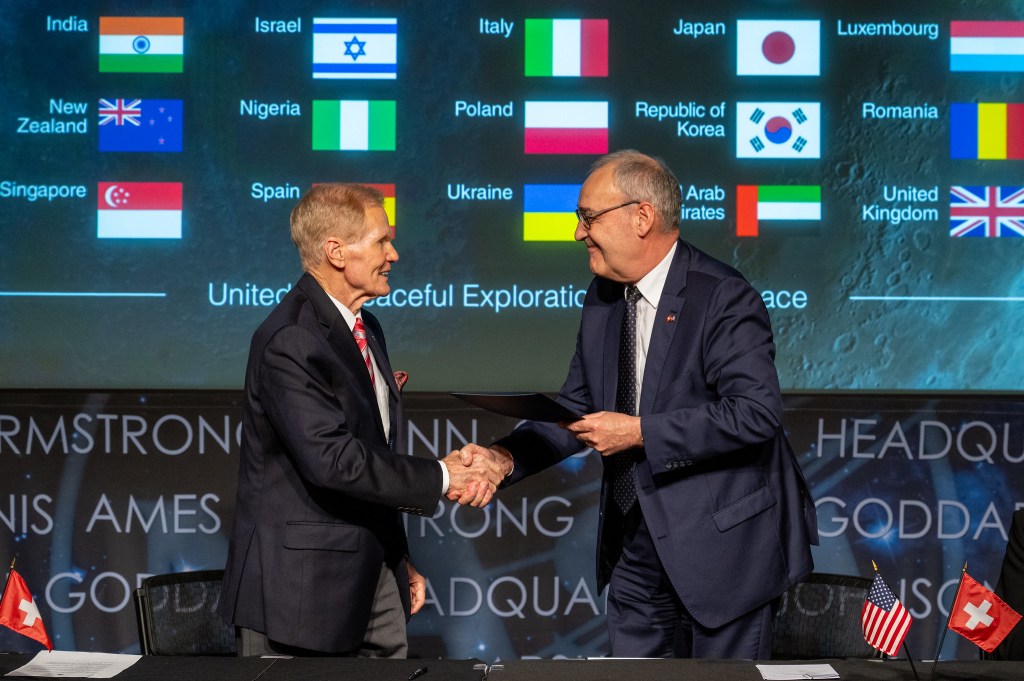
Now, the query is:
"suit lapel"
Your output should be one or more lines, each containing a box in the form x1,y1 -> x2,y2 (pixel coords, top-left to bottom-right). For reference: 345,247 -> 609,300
298,274 -> 388,440
639,241 -> 690,415
603,285 -> 625,413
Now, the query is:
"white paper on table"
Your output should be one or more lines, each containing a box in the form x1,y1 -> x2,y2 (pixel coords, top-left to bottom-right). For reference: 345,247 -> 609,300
5,651 -> 142,678
755,663 -> 840,680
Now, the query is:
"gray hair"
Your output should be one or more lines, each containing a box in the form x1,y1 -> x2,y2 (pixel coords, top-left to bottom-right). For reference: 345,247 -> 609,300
589,150 -> 681,232
289,184 -> 385,271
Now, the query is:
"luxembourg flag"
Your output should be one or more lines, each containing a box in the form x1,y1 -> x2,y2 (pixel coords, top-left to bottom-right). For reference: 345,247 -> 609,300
523,184 -> 581,241
524,101 -> 608,154
525,19 -> 608,77
951,21 -> 1024,72
97,182 -> 182,239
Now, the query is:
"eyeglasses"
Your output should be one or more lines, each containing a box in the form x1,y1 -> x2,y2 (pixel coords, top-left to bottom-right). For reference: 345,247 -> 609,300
574,201 -> 640,230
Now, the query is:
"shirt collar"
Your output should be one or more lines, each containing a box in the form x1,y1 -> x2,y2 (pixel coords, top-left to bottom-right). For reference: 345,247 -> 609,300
326,293 -> 359,331
633,242 -> 677,308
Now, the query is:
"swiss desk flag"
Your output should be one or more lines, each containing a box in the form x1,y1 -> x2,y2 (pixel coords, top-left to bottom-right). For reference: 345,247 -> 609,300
0,569 -> 53,650
948,572 -> 1022,653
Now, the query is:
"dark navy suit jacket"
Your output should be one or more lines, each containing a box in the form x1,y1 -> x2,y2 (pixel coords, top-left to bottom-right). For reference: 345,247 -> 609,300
497,240 -> 818,629
219,273 -> 442,652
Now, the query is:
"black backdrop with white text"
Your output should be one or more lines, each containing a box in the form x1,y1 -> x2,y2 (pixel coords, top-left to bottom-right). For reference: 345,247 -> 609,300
0,391 -> 1021,660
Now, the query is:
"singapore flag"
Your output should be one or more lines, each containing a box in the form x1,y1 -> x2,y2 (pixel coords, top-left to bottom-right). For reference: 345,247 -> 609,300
97,182 -> 182,239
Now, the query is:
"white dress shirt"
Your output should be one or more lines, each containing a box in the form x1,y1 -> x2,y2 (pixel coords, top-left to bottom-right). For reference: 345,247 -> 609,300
630,242 -> 677,413
327,294 -> 450,493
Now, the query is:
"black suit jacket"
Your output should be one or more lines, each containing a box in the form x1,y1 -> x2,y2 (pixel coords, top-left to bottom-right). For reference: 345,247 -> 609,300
993,508 -> 1024,660
219,273 -> 442,652
497,240 -> 817,629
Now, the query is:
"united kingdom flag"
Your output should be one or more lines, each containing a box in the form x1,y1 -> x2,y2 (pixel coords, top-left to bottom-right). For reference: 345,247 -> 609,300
98,98 -> 142,126
950,185 -> 1024,237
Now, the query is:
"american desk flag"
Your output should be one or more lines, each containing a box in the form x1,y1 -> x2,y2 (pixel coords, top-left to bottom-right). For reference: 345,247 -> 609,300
862,573 -> 912,656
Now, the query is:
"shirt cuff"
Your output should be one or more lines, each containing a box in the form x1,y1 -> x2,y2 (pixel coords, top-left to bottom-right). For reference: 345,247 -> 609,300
439,459 -> 450,495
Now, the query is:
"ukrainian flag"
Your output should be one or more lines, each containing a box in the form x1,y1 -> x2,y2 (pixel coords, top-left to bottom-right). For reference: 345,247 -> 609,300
523,184 -> 581,241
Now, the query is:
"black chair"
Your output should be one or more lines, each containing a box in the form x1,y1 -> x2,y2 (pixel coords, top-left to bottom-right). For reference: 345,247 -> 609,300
771,572 -> 882,659
133,569 -> 236,656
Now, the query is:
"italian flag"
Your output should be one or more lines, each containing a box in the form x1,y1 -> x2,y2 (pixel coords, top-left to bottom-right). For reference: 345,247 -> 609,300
99,17 -> 183,73
736,185 -> 820,237
525,19 -> 608,77
312,100 -> 396,151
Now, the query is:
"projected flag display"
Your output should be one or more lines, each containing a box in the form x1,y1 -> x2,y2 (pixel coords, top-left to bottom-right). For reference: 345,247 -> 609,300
523,184 -> 581,241
312,100 -> 396,151
736,20 -> 820,76
524,101 -> 608,154
312,18 -> 397,79
96,182 -> 183,239
4,1 -> 1024,397
525,19 -> 608,77
98,17 -> 183,73
950,21 -> 1024,72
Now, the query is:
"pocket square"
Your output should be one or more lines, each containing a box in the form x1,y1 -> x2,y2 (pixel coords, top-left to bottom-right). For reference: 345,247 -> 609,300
393,371 -> 409,391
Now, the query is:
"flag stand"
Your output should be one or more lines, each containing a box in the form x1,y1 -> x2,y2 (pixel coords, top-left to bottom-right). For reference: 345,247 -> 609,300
929,562 -> 967,680
1,557 -> 15,604
901,641 -> 922,681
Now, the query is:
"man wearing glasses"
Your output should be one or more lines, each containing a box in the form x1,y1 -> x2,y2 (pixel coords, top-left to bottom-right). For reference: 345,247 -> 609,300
457,150 -> 818,659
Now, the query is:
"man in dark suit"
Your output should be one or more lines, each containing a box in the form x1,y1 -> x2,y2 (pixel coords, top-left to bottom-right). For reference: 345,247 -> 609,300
993,508 -> 1024,660
458,151 -> 818,658
219,184 -> 504,657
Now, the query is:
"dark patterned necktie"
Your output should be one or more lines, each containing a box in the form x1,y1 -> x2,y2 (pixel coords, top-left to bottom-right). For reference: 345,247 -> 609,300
353,316 -> 375,387
612,285 -> 641,514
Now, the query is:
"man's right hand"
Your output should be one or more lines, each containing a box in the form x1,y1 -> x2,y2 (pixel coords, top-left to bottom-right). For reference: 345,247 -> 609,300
442,444 -> 513,508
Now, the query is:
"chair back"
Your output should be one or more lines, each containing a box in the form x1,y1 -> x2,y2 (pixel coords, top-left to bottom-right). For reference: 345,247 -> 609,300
133,569 -> 236,655
771,572 -> 881,659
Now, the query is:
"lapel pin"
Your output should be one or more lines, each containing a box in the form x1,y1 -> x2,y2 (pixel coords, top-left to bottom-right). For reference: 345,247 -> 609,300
666,314 -> 677,323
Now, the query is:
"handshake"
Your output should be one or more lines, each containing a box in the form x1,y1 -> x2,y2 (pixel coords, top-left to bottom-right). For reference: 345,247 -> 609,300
441,444 -> 514,508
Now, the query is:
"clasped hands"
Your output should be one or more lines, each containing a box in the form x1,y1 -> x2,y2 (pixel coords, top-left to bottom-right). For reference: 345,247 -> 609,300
443,412 -> 641,508
442,445 -> 513,507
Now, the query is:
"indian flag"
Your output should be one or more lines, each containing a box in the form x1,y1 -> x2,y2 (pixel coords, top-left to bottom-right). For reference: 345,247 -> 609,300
736,185 -> 820,237
523,184 -> 581,241
525,19 -> 608,77
312,100 -> 396,151
99,17 -> 183,73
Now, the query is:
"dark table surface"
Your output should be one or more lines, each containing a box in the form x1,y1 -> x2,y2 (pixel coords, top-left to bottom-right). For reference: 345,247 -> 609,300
2,655 -> 1023,681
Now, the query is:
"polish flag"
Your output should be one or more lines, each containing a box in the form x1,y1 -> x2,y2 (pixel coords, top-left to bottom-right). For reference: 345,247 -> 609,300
524,101 -> 608,154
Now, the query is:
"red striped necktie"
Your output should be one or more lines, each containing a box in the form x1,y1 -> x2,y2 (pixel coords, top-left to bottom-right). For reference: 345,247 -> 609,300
353,316 -> 375,387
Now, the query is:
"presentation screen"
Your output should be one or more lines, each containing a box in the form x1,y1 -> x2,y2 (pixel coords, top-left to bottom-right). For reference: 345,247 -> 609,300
2,1 -> 1021,391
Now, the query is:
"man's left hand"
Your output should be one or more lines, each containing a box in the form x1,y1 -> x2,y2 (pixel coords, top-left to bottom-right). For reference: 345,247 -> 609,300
408,562 -> 426,615
561,412 -> 642,455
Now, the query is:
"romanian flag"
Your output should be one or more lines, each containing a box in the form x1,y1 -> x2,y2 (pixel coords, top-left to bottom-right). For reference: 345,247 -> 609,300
525,19 -> 608,77
99,17 -> 183,73
736,185 -> 820,237
524,101 -> 608,155
523,184 -> 581,241
951,21 -> 1024,72
951,102 -> 1024,159
312,100 -> 396,151
97,182 -> 183,239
